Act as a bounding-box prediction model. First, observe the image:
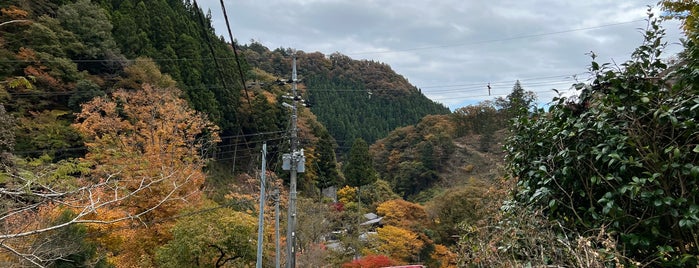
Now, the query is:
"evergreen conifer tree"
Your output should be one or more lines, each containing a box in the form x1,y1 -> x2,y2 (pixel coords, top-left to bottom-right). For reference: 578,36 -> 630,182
344,138 -> 377,188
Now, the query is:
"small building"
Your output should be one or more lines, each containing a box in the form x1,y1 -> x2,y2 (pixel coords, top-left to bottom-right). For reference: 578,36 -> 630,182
360,212 -> 383,229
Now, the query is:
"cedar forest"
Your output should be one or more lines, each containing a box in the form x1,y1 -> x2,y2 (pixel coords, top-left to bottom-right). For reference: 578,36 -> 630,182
0,0 -> 697,267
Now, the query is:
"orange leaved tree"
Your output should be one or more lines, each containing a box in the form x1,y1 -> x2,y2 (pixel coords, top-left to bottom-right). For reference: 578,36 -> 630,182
0,83 -> 219,266
72,84 -> 219,265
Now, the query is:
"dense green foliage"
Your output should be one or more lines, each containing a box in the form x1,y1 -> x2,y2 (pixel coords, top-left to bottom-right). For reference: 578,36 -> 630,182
155,208 -> 257,267
314,127 -> 342,189
506,15 -> 699,266
97,0 -> 244,133
1,0 -> 279,265
0,0 -> 286,171
239,45 -> 451,151
344,138 -> 377,188
307,76 -> 449,151
0,0 -> 455,266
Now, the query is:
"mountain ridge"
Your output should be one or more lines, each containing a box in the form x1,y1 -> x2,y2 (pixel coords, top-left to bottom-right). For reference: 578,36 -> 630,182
239,43 -> 450,151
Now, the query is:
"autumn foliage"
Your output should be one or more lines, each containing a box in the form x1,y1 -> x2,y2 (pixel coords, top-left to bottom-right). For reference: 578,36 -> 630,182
376,199 -> 429,230
341,254 -> 397,268
74,83 -> 218,216
72,84 -> 219,266
364,225 -> 424,264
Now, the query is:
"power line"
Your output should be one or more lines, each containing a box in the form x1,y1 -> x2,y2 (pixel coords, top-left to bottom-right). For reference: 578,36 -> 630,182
0,57 -> 241,64
10,130 -> 287,156
345,19 -> 647,55
0,19 -> 651,65
429,88 -> 578,102
193,0 -> 233,103
2,84 -> 229,97
218,0 -> 252,106
304,76 -> 579,96
419,72 -> 587,88
422,80 -> 572,95
9,77 -> 571,107
0,79 -> 569,108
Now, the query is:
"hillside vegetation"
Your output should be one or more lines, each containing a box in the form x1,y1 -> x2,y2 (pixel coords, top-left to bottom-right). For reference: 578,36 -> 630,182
239,45 -> 450,151
461,9 -> 699,267
0,0 -> 698,267
0,0 -> 454,266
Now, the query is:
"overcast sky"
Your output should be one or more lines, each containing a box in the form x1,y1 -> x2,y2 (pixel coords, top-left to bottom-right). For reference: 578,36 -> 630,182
197,0 -> 684,110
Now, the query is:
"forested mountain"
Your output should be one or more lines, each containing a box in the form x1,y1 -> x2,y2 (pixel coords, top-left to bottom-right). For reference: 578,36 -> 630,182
239,45 -> 450,151
1,0 -> 339,185
2,0 -> 245,155
0,0 -> 336,266
2,0 -> 697,267
0,0 -> 451,265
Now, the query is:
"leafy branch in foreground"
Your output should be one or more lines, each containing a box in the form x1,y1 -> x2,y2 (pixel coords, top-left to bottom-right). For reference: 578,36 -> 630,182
505,12 -> 698,266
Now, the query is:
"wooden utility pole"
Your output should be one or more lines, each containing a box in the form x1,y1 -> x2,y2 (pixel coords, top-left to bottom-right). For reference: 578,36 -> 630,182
274,187 -> 281,268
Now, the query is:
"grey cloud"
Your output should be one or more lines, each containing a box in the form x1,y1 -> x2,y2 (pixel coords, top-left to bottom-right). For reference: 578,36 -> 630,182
199,0 -> 684,110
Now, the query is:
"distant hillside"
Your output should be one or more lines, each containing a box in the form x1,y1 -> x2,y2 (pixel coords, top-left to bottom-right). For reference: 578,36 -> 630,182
240,44 -> 450,152
370,110 -> 506,201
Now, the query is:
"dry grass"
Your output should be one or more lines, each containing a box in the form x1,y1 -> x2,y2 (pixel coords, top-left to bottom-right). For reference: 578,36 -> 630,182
455,178 -> 630,267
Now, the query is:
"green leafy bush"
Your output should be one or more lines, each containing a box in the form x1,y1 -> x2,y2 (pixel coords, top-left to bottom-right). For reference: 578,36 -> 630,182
505,14 -> 699,266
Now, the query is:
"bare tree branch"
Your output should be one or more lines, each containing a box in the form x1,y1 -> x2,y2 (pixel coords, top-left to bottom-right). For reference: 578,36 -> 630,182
0,84 -> 219,266
0,168 -> 197,240
0,164 -> 202,267
1,243 -> 45,268
0,20 -> 31,28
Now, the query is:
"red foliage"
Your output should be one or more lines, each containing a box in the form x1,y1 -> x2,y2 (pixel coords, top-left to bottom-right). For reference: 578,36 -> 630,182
330,202 -> 344,212
342,255 -> 397,268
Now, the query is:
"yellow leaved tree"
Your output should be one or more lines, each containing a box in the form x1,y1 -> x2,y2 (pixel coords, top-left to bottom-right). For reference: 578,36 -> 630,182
363,225 -> 424,264
376,199 -> 429,231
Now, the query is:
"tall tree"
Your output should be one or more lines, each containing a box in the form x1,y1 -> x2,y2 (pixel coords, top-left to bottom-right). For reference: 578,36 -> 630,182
56,0 -> 122,73
315,129 -> 341,190
73,83 -> 220,266
495,80 -> 536,119
344,138 -> 376,189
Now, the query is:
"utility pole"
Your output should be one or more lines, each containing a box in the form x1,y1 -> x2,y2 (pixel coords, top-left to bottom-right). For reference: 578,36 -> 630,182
256,143 -> 267,268
274,188 -> 281,268
283,54 -> 304,268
